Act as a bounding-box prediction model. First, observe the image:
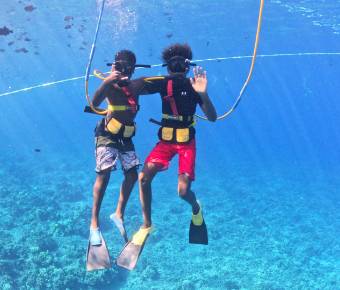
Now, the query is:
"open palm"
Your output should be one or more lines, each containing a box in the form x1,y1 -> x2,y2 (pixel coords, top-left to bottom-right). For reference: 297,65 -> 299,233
190,66 -> 207,94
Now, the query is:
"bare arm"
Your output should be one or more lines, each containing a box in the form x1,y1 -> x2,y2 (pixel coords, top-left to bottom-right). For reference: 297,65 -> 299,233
198,92 -> 217,122
92,80 -> 109,107
92,66 -> 126,107
137,76 -> 165,95
190,67 -> 217,122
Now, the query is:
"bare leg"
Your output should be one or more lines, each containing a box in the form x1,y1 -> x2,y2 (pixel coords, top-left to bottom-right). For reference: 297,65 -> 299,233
90,168 -> 111,229
138,163 -> 162,228
114,167 -> 138,220
180,174 -> 208,244
178,174 -> 200,214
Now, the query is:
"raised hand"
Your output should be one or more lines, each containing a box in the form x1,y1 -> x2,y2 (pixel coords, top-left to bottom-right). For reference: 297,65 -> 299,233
190,66 -> 207,94
104,65 -> 128,84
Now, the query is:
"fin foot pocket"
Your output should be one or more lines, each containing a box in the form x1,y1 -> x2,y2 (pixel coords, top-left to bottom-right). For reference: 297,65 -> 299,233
116,227 -> 153,270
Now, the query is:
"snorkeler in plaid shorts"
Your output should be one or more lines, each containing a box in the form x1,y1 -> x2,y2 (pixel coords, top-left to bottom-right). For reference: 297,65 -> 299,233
88,50 -> 145,248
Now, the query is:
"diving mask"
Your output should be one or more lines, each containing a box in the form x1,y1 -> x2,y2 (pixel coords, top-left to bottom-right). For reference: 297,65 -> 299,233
163,56 -> 196,73
106,62 -> 151,76
114,60 -> 135,75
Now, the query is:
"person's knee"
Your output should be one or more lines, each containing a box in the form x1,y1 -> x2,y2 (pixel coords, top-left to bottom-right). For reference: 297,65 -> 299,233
139,171 -> 151,187
94,169 -> 110,188
178,182 -> 189,199
139,163 -> 161,187
98,168 -> 111,178
178,174 -> 191,199
124,168 -> 138,184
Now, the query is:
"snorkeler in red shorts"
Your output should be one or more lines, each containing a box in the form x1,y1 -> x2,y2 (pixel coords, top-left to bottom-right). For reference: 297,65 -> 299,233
116,43 -> 217,270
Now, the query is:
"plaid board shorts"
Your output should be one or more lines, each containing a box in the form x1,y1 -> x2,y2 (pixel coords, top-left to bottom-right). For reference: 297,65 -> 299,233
95,145 -> 140,173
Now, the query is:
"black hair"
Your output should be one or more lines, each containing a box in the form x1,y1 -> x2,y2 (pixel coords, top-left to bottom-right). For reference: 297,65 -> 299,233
162,43 -> 193,63
115,49 -> 136,65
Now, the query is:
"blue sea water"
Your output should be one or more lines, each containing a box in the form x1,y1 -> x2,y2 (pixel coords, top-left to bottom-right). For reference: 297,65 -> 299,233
0,0 -> 340,289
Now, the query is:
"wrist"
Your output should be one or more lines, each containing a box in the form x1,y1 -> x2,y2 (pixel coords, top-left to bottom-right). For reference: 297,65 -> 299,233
103,78 -> 113,86
199,92 -> 209,99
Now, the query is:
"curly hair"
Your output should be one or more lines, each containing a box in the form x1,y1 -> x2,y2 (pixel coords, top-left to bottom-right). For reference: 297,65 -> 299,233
115,49 -> 136,65
162,43 -> 193,63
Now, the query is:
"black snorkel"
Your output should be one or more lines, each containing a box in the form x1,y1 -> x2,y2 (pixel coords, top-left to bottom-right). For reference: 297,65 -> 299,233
106,62 -> 151,73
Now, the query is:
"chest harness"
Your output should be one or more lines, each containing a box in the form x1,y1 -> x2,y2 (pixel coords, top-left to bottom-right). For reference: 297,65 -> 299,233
157,79 -> 195,143
105,85 -> 139,138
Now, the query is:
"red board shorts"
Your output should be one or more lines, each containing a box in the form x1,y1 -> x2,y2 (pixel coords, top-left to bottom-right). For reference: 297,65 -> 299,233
145,139 -> 196,180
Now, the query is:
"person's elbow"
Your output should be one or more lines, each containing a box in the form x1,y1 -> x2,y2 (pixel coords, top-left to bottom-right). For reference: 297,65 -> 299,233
207,107 -> 217,122
201,102 -> 217,122
92,99 -> 99,107
207,112 -> 217,122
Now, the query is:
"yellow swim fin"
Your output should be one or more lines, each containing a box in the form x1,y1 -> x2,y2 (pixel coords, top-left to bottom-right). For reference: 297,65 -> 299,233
116,227 -> 153,270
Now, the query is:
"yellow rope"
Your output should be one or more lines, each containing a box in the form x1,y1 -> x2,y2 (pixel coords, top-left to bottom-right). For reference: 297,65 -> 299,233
86,0 -> 264,118
85,79 -> 108,115
195,0 -> 265,121
84,0 -> 107,116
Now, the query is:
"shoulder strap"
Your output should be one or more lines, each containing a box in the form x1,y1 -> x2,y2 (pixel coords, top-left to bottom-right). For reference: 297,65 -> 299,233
121,86 -> 138,113
163,79 -> 179,116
